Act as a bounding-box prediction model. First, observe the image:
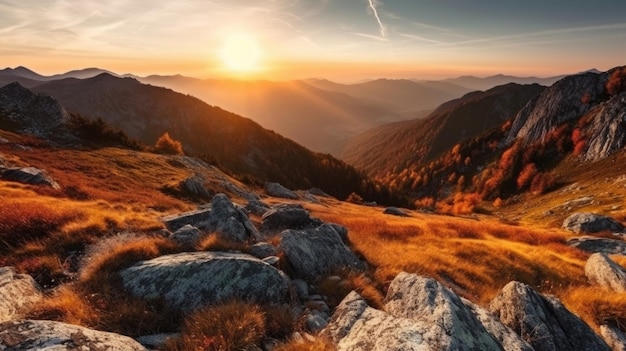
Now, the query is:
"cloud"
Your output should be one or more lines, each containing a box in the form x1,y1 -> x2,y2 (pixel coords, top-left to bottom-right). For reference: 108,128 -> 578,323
366,0 -> 386,38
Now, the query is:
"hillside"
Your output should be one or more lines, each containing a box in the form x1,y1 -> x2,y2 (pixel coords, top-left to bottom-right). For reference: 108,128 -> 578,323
342,83 -> 545,176
0,79 -> 398,203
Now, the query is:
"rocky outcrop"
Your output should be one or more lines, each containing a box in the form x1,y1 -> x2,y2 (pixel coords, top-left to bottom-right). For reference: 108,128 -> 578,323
600,325 -> 626,351
120,251 -> 291,313
0,319 -> 147,350
507,71 -> 607,145
567,236 -> 626,254
279,224 -> 366,281
585,253 -> 626,292
260,204 -> 320,233
162,208 -> 210,232
246,199 -> 272,216
265,182 -> 298,199
206,193 -> 261,242
168,224 -> 203,249
0,267 -> 41,323
383,207 -> 408,217
581,92 -> 626,161
1,167 -> 60,189
464,300 -> 534,351
323,291 -> 430,351
562,212 -> 625,234
385,272 -> 505,351
489,281 -> 609,351
181,175 -> 211,199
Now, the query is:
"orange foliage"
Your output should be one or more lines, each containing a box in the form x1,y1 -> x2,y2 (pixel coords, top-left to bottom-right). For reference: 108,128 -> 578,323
517,163 -> 538,190
530,172 -> 555,195
493,197 -> 504,208
414,197 -> 435,209
574,140 -> 587,156
606,67 -> 626,96
154,132 -> 184,155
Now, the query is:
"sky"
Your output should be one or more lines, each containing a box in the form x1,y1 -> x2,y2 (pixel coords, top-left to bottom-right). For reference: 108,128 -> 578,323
1,0 -> 626,81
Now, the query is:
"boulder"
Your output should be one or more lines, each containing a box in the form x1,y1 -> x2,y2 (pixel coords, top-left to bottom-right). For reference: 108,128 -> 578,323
135,333 -> 180,349
323,291 -> 430,351
567,236 -> 626,254
246,199 -> 272,216
261,204 -> 319,233
383,207 -> 408,217
309,187 -> 331,197
168,224 -> 203,249
181,175 -> 211,199
600,325 -> 626,351
489,281 -> 609,351
161,208 -> 211,232
584,253 -> 626,292
0,267 -> 41,323
248,242 -> 278,259
385,272 -> 504,351
1,167 -> 60,189
120,251 -> 291,313
0,319 -> 146,350
265,182 -> 298,199
206,193 -> 261,242
562,212 -> 625,234
279,224 -> 366,281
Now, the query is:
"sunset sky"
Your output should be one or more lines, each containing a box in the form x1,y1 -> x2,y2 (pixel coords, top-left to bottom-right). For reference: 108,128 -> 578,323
1,0 -> 625,81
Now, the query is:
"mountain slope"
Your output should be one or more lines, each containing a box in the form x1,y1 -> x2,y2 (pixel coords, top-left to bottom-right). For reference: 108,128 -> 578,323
441,74 -> 565,91
342,83 -> 545,176
28,74 -> 395,201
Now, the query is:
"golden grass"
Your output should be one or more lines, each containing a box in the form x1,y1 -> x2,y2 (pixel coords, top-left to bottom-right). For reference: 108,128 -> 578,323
273,338 -> 337,351
164,301 -> 266,351
560,286 -> 626,332
28,285 -> 97,326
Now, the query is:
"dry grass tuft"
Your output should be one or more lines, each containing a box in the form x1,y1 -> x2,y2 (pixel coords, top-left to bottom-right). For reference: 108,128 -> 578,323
561,286 -> 626,331
315,271 -> 385,309
28,285 -> 97,326
164,301 -> 266,351
197,233 -> 250,253
273,337 -> 337,351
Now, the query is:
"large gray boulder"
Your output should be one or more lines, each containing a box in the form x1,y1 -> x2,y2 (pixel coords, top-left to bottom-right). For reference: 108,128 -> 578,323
562,212 -> 625,234
181,175 -> 211,199
323,291 -> 430,351
464,300 -> 534,351
385,272 -> 504,351
600,325 -> 626,351
489,281 -> 609,351
585,252 -> 626,292
279,224 -> 365,281
265,182 -> 298,199
1,167 -> 60,189
0,267 -> 41,323
120,251 -> 291,313
261,204 -> 320,233
568,236 -> 626,254
0,319 -> 147,350
206,193 -> 261,242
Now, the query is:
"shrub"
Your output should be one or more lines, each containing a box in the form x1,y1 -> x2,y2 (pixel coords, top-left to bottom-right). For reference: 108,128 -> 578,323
165,301 -> 266,351
606,66 -> 626,96
68,114 -> 142,149
345,192 -> 364,204
154,132 -> 184,155
517,163 -> 538,190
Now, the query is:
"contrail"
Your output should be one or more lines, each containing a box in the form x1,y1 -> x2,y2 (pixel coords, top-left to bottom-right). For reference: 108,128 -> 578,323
367,0 -> 386,38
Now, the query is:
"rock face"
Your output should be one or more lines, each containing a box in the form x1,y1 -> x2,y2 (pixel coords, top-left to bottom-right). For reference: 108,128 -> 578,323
206,193 -> 260,242
260,204 -> 320,233
562,212 -> 625,234
265,182 -> 298,199
0,267 -> 41,323
0,319 -> 147,350
567,236 -> 626,254
279,224 -> 365,281
323,291 -> 430,351
385,272 -> 505,351
582,92 -> 626,161
585,252 -> 626,292
489,281 -> 609,351
600,325 -> 626,351
120,251 -> 291,312
1,167 -> 60,189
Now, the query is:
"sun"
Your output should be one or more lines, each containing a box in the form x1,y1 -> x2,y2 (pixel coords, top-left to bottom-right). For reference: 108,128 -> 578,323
219,33 -> 262,73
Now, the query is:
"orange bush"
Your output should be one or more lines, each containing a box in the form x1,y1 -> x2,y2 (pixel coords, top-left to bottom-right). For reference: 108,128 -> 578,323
517,163 -> 538,190
154,132 -> 184,155
606,67 -> 626,96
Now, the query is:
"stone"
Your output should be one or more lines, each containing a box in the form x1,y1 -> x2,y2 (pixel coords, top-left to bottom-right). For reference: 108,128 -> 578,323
263,256 -> 280,266
135,333 -> 180,349
385,272 -> 504,351
462,298 -> 533,351
584,252 -> 626,292
168,224 -> 203,249
581,92 -> 626,161
120,251 -> 291,313
265,182 -> 298,199
162,208 -> 211,232
489,281 -> 610,351
323,291 -> 430,351
562,212 -> 625,234
600,325 -> 626,351
279,224 -> 366,281
308,187 -> 330,197
567,236 -> 626,254
383,207 -> 408,217
181,175 -> 211,199
0,267 -> 41,323
207,193 -> 261,242
260,204 -> 317,233
1,167 -> 60,189
306,314 -> 329,333
248,242 -> 278,259
292,279 -> 310,299
246,199 -> 272,216
0,319 -> 147,350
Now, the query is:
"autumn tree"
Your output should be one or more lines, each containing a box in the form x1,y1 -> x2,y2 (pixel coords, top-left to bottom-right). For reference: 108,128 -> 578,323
154,132 -> 184,155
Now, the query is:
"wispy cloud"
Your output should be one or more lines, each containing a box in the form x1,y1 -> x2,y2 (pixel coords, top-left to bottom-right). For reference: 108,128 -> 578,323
366,0 -> 386,38
352,32 -> 388,42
